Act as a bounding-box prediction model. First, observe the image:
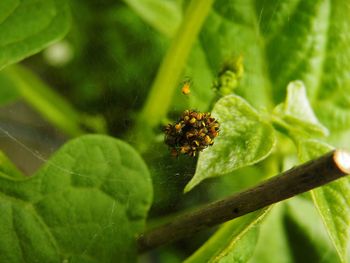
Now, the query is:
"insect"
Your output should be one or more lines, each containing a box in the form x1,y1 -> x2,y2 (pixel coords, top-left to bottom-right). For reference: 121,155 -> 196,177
181,79 -> 192,95
164,110 -> 220,157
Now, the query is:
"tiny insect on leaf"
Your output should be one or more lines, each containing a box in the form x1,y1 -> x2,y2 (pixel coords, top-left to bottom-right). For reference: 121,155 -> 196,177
181,80 -> 192,95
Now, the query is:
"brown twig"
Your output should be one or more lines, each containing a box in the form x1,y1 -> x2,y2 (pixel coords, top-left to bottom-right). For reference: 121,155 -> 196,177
137,150 -> 350,253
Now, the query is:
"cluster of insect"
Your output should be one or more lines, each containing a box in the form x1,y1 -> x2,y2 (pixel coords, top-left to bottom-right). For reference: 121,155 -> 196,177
164,110 -> 220,157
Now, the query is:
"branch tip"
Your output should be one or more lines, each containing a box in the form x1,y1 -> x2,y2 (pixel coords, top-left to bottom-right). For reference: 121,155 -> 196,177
334,149 -> 350,174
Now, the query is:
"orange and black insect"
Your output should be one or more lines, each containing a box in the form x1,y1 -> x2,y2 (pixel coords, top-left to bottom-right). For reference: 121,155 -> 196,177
164,110 -> 220,157
181,79 -> 192,95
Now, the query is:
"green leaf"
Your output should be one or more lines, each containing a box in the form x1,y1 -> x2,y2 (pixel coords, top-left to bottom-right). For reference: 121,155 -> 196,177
251,198 -> 341,263
0,151 -> 23,179
194,1 -> 276,109
255,0 -> 331,103
249,204 -> 293,263
184,95 -> 275,192
284,197 -> 340,263
273,81 -> 328,137
0,135 -> 153,262
312,0 -> 350,133
297,139 -> 350,262
256,0 -> 350,135
297,139 -> 333,162
2,64 -> 106,136
185,209 -> 270,263
196,0 -> 350,134
0,0 -> 70,70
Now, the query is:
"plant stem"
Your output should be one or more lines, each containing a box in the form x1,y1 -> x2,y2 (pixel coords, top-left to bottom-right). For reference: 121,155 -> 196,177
137,149 -> 350,253
138,0 -> 214,128
3,65 -> 106,136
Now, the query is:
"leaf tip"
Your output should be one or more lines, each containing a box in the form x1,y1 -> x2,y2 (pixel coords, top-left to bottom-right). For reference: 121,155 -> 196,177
183,179 -> 199,193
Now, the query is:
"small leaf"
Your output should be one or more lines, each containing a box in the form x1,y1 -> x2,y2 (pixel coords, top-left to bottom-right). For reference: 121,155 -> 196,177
297,139 -> 350,263
185,209 -> 270,263
0,135 -> 153,262
274,81 -> 328,137
283,81 -> 327,133
0,0 -> 70,70
184,95 -> 275,192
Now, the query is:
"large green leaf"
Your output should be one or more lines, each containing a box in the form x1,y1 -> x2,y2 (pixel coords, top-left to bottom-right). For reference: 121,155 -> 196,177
312,0 -> 350,132
298,139 -> 350,262
184,95 -> 275,192
255,0 -> 330,103
198,0 -> 275,109
0,0 -> 70,70
211,0 -> 349,133
250,198 -> 342,263
0,135 -> 153,262
185,209 -> 270,263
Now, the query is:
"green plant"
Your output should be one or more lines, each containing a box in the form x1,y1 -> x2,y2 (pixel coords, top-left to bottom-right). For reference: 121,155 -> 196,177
1,0 -> 350,262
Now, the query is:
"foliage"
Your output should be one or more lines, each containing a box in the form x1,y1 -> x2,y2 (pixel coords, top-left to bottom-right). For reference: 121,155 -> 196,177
1,0 -> 350,262
185,209 -> 270,263
0,135 -> 152,262
185,95 -> 275,192
0,0 -> 70,70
